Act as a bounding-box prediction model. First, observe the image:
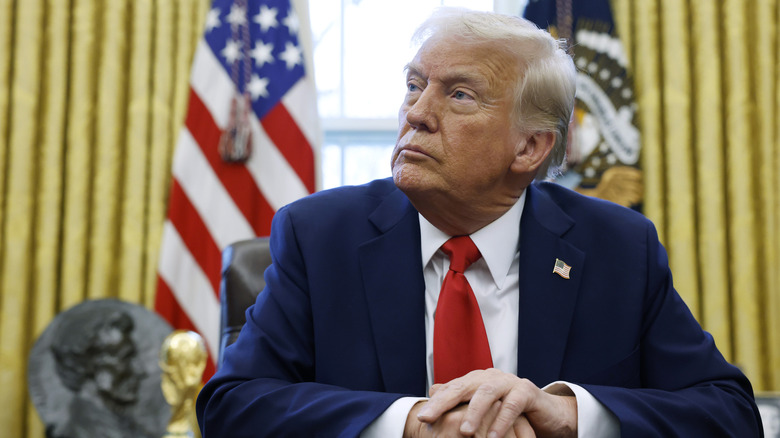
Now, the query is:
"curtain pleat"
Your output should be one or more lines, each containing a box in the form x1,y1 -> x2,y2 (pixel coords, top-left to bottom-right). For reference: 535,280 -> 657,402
752,0 -> 779,389
771,0 -> 780,392
0,1 -> 44,437
722,0 -> 764,382
630,0 -> 665,240
88,0 -> 127,300
0,0 -> 11,246
688,0 -> 731,360
660,0 -> 700,315
119,0 -> 154,305
25,0 -> 72,435
61,0 -> 97,309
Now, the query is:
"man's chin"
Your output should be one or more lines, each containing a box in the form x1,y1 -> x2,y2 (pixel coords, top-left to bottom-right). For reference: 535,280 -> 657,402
392,167 -> 425,193
393,170 -> 443,202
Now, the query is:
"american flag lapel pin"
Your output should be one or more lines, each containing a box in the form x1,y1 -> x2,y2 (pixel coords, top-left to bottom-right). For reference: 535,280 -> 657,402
553,258 -> 571,279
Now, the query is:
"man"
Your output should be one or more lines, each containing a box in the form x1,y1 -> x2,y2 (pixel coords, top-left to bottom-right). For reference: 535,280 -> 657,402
197,8 -> 762,437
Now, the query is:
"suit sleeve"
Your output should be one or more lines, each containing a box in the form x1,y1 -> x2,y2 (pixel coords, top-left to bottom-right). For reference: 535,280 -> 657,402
582,222 -> 764,437
196,205 -> 403,438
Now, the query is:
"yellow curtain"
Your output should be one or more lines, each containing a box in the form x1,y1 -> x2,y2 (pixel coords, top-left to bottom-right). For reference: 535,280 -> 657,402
613,0 -> 780,391
0,0 -> 209,436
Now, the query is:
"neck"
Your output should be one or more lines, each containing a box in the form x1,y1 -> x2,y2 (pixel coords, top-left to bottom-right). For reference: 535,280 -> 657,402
409,190 -> 520,236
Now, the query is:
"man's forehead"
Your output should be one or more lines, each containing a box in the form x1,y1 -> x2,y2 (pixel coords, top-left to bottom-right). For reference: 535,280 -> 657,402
405,46 -> 516,90
405,61 -> 491,87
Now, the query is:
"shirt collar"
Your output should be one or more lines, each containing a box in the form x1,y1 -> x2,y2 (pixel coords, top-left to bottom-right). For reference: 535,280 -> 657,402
419,190 -> 526,288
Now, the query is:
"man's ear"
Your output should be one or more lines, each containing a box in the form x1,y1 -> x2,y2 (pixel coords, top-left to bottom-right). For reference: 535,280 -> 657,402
510,131 -> 556,175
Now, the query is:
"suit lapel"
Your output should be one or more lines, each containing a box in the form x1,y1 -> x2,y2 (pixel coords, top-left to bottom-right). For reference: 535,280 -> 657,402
516,184 -> 584,386
359,187 -> 427,396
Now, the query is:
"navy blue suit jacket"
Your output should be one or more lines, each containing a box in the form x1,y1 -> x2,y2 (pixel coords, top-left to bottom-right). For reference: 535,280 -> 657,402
197,178 -> 762,437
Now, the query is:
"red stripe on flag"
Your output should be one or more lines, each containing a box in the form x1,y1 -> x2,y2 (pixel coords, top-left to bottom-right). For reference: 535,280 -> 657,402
185,88 -> 275,236
166,178 -> 222,294
261,103 -> 316,194
155,276 -> 217,380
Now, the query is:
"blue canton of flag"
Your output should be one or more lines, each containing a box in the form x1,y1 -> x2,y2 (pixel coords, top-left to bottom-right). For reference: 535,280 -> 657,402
205,0 -> 306,120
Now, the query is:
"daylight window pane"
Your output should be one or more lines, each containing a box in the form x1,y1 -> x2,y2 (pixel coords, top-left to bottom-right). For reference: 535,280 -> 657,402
310,1 -> 343,118
321,144 -> 344,189
443,0 -> 493,9
342,144 -> 395,186
341,0 -> 442,118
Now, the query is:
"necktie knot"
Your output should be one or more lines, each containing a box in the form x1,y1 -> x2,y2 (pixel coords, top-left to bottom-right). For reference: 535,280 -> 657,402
441,236 -> 481,273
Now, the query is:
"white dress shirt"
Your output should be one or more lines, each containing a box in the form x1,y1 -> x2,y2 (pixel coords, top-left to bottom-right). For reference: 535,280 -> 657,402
363,192 -> 619,437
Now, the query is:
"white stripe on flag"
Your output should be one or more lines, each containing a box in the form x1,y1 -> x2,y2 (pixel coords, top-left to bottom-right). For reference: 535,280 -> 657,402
158,221 -> 220,358
190,39 -> 234,129
172,128 -> 255,249
282,78 -> 321,148
248,117 -> 310,211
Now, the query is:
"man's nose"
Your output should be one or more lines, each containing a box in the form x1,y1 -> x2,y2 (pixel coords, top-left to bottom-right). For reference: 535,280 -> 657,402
405,89 -> 439,132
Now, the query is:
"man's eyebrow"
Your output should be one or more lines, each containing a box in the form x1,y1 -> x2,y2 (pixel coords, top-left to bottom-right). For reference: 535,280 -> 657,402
444,70 -> 487,86
404,64 -> 487,88
404,63 -> 422,77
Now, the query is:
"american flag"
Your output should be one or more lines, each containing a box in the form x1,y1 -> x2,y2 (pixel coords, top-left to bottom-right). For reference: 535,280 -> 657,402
553,258 -> 571,280
155,0 -> 319,379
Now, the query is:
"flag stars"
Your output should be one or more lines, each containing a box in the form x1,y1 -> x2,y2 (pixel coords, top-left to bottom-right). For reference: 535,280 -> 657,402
205,8 -> 221,32
283,9 -> 300,34
254,5 -> 279,32
279,41 -> 302,69
226,4 -> 248,27
221,39 -> 243,64
251,41 -> 274,68
247,74 -> 270,100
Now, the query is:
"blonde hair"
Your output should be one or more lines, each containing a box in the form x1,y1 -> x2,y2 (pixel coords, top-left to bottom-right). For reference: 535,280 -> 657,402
413,8 -> 576,178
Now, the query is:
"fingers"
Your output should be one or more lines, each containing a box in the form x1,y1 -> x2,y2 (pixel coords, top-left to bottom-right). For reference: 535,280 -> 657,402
488,388 -> 532,437
418,378 -> 472,424
420,369 -> 529,433
512,415 -> 536,438
419,369 -> 506,424
485,379 -> 538,438
459,381 -> 501,435
419,369 -> 559,438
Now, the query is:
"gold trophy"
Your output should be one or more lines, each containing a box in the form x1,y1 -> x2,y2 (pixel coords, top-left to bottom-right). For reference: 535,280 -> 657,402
159,330 -> 208,438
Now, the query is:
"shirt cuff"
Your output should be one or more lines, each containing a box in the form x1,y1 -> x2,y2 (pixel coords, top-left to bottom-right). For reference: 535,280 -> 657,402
544,381 -> 619,438
360,396 -> 428,438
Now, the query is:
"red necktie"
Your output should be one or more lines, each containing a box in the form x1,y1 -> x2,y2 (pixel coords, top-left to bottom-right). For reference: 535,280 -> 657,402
433,236 -> 493,384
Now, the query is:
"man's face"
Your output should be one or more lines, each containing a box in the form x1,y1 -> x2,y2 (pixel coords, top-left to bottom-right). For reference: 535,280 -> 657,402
392,36 -> 527,205
93,331 -> 146,405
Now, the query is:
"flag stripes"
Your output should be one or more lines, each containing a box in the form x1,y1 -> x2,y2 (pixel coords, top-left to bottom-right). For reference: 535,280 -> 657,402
261,104 -> 316,193
166,179 -> 223,293
185,90 -> 276,236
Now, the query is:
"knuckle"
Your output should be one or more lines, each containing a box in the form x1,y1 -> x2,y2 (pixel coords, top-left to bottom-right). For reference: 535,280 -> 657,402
502,397 -> 526,414
477,382 -> 498,395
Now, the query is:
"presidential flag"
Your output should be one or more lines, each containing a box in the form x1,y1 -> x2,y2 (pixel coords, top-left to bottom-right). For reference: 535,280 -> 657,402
155,0 -> 319,379
524,0 -> 642,210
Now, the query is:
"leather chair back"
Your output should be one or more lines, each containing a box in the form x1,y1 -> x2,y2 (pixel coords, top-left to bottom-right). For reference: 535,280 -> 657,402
218,237 -> 272,366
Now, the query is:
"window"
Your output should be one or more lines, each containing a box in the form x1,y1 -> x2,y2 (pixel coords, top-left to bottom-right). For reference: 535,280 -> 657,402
309,0 -> 526,189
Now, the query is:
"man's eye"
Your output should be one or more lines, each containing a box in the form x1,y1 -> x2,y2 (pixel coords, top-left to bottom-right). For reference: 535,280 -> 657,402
453,90 -> 469,99
408,83 -> 419,92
